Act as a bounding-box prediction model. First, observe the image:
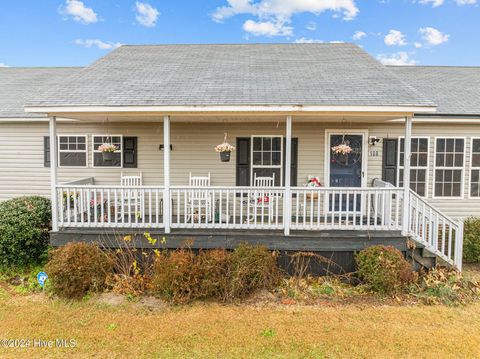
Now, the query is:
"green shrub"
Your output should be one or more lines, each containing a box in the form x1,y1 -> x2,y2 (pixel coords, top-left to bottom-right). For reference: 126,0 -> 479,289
153,245 -> 279,303
0,196 -> 51,267
45,242 -> 113,299
463,217 -> 480,263
356,245 -> 415,294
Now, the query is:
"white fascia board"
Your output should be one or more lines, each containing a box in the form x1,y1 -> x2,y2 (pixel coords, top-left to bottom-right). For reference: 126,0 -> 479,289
24,104 -> 436,115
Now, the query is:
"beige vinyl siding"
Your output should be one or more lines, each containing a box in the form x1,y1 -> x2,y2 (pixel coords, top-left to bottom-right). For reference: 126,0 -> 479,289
0,120 -> 479,219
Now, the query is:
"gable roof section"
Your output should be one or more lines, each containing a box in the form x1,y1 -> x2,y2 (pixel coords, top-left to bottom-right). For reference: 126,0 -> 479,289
389,66 -> 480,116
26,44 -> 435,111
0,67 -> 81,118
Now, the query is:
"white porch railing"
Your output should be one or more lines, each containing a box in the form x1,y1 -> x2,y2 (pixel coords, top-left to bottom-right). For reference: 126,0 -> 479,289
56,184 -> 164,228
54,183 -> 464,270
170,186 -> 284,230
408,190 -> 463,270
290,187 -> 404,231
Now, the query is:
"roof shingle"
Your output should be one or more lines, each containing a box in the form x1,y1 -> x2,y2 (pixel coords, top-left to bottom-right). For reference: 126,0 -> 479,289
389,66 -> 480,116
0,67 -> 81,118
26,44 -> 435,108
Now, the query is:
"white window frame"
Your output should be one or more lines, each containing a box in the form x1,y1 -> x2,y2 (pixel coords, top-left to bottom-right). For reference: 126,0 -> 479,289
57,135 -> 88,168
250,135 -> 283,186
433,136 -> 466,199
397,136 -> 430,198
92,134 -> 123,168
469,137 -> 480,199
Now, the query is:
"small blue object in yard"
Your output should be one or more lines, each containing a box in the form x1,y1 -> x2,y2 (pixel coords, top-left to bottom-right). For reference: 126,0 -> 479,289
37,271 -> 48,287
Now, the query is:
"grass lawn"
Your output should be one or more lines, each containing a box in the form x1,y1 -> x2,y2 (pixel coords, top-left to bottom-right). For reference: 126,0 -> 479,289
0,266 -> 479,358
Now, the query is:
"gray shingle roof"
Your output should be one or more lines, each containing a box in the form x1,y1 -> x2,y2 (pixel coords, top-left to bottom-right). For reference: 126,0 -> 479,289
26,44 -> 435,109
389,66 -> 480,116
0,67 -> 81,118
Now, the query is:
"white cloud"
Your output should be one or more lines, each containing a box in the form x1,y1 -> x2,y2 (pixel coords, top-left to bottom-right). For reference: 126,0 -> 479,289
414,42 -> 423,48
243,19 -> 292,36
212,0 -> 359,37
384,29 -> 407,46
455,0 -> 477,4
418,0 -> 444,7
306,22 -> 316,31
75,39 -> 122,50
60,0 -> 98,24
377,52 -> 417,66
135,2 -> 160,27
295,37 -> 324,43
419,27 -> 449,45
0,63 -> 9,68
353,30 -> 366,40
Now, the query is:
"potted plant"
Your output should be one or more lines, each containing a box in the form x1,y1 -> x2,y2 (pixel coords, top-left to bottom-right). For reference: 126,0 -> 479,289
214,141 -> 235,162
98,143 -> 118,161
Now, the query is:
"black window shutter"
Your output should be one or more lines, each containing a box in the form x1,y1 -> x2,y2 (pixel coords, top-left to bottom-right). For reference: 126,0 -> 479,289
44,136 -> 50,167
382,138 -> 398,186
236,137 -> 250,186
283,138 -> 298,186
123,137 -> 137,168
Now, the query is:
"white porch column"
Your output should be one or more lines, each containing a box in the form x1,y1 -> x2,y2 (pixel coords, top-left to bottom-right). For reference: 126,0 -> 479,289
402,116 -> 412,235
284,115 -> 292,236
49,116 -> 58,232
163,115 -> 171,233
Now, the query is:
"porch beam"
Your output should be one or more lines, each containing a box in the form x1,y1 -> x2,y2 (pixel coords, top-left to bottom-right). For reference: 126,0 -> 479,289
284,115 -> 292,235
402,116 -> 412,235
49,116 -> 58,232
163,115 -> 171,233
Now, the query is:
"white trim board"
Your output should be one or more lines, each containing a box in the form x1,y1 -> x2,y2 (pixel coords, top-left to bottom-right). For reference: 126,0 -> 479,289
24,104 -> 435,115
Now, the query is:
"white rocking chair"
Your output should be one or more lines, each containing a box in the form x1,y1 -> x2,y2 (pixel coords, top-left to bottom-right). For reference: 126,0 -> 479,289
249,173 -> 276,224
186,172 -> 213,223
118,172 -> 143,222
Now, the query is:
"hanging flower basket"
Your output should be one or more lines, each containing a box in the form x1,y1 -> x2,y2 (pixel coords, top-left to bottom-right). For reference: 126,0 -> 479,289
215,133 -> 235,162
98,143 -> 118,161
220,151 -> 231,162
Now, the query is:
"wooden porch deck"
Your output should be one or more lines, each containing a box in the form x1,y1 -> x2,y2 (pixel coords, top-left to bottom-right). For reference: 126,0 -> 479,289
50,228 -> 410,274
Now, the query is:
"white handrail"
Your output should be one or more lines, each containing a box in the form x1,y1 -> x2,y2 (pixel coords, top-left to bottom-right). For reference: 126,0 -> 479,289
408,189 -> 463,270
56,184 -> 165,228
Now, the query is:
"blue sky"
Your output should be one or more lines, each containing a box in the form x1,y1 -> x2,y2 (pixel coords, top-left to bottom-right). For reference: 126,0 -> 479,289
0,0 -> 478,67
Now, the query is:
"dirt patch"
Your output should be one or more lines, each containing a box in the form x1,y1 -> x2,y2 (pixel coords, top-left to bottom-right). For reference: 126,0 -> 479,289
94,292 -> 128,306
135,296 -> 169,311
0,280 -> 15,296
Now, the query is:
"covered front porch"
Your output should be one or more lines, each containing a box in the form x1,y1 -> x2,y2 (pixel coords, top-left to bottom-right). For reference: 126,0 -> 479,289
45,112 -> 463,269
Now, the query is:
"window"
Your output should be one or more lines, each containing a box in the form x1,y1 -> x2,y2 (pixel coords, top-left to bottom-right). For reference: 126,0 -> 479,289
92,135 -> 122,168
57,135 -> 87,167
251,136 -> 282,186
470,138 -> 480,197
398,137 -> 429,197
434,138 -> 465,198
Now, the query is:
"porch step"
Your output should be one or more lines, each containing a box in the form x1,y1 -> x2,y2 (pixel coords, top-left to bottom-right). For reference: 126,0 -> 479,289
408,248 -> 436,270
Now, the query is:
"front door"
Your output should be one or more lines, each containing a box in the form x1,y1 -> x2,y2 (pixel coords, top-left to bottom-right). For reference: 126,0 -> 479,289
327,133 -> 365,213
329,134 -> 363,187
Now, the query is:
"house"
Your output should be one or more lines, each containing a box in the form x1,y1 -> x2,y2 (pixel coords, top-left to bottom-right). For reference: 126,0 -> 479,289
2,43 -> 476,271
